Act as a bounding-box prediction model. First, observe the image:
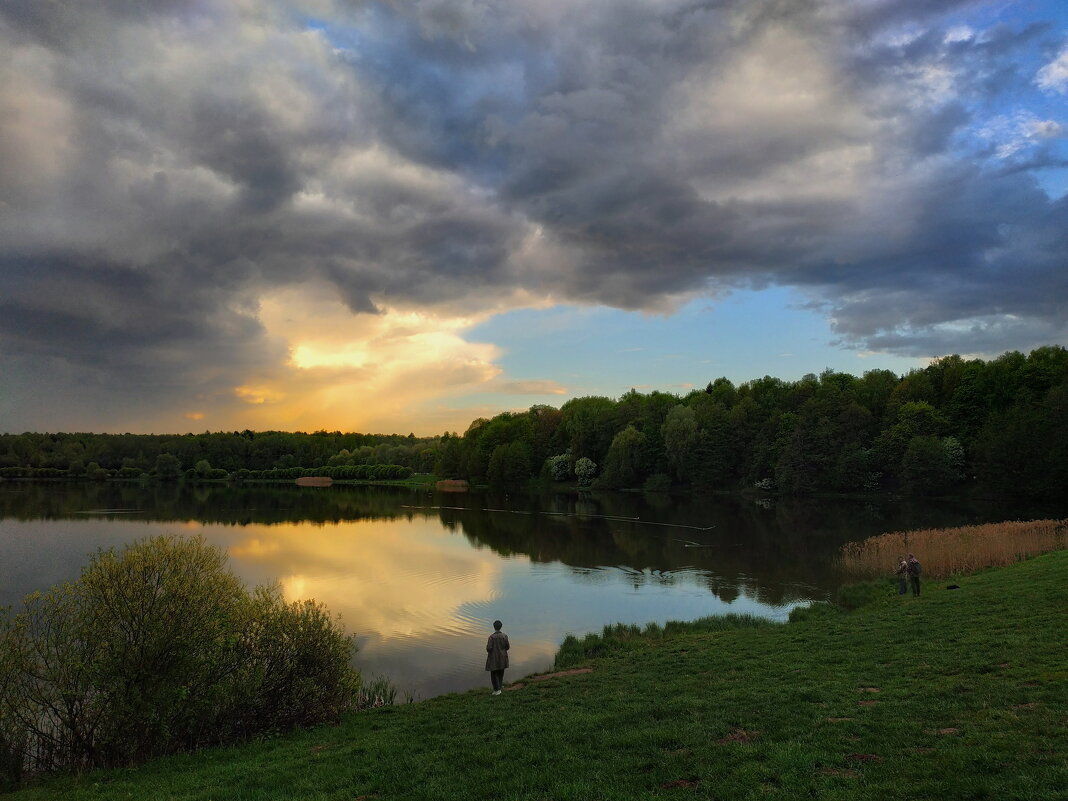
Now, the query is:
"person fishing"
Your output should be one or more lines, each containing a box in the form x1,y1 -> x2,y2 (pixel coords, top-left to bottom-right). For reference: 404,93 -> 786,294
907,553 -> 922,596
895,556 -> 909,595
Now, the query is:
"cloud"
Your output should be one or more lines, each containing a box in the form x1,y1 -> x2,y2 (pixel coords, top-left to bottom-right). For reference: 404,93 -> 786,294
488,380 -> 568,395
1037,42 -> 1068,93
1,0 -> 1067,432
979,111 -> 1067,158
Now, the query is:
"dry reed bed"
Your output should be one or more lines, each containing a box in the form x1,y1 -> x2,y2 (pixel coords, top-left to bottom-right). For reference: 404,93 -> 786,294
838,519 -> 1068,579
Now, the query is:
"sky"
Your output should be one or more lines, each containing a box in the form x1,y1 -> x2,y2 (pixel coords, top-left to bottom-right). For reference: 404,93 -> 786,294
1,0 -> 1066,436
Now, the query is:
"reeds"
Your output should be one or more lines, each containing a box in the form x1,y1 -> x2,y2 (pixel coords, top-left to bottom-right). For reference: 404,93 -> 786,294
838,519 -> 1068,580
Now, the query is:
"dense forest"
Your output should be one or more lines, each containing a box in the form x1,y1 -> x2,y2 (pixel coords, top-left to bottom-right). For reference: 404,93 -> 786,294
438,346 -> 1068,499
0,431 -> 433,481
2,346 -> 1066,499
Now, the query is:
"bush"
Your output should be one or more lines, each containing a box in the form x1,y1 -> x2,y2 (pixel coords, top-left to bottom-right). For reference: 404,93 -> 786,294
252,464 -> 413,481
547,454 -> 572,481
574,457 -> 597,486
224,586 -> 361,739
0,536 -> 372,785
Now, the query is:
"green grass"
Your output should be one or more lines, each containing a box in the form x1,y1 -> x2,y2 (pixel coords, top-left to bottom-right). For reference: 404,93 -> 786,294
8,552 -> 1067,801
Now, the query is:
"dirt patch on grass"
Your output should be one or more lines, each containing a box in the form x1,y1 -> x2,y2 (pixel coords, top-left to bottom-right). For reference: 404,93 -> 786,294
936,728 -> 960,735
717,728 -> 759,744
531,668 -> 594,682
825,717 -> 853,722
309,743 -> 335,754
858,687 -> 881,693
1013,702 -> 1037,709
846,753 -> 882,763
504,668 -> 593,692
819,768 -> 859,778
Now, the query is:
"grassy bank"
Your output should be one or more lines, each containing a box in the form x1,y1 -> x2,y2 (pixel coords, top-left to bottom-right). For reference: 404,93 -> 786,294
8,552 -> 1067,801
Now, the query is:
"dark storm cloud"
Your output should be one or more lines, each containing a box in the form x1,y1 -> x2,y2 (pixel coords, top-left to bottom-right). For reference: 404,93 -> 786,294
374,0 -> 1068,341
1,0 -> 1067,429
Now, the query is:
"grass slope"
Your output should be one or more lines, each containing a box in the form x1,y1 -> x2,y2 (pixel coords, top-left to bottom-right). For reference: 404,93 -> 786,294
9,553 -> 1067,801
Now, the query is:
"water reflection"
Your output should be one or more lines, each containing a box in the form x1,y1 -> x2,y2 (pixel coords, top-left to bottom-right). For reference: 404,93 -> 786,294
2,482 -> 1062,699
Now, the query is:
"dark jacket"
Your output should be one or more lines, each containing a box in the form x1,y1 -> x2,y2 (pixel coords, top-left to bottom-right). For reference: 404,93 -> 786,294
485,630 -> 509,671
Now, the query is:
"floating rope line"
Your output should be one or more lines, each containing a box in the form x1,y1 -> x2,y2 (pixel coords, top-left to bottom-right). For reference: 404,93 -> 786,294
74,509 -> 143,514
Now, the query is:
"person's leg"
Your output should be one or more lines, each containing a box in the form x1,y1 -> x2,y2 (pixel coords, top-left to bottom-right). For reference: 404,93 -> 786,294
491,669 -> 503,692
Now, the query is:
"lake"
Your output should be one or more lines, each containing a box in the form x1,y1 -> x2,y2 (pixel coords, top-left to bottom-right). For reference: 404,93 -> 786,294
0,481 -> 1057,700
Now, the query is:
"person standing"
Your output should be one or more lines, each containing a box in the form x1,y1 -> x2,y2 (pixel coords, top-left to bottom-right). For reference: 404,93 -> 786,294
485,620 -> 510,695
895,557 -> 909,595
907,553 -> 922,596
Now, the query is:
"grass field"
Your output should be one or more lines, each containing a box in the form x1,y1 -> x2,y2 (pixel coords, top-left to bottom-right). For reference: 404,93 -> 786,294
6,551 -> 1067,801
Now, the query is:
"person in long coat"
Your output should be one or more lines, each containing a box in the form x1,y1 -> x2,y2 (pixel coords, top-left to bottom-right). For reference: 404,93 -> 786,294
485,620 -> 510,695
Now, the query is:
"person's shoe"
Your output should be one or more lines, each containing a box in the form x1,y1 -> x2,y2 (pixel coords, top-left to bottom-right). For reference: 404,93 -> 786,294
492,690 -> 501,695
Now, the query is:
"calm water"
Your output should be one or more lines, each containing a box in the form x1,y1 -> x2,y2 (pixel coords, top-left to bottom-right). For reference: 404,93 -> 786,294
0,482 -> 1057,699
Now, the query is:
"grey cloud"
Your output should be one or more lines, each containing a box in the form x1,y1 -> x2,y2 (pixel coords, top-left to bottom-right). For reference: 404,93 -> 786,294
2,0 -> 1067,431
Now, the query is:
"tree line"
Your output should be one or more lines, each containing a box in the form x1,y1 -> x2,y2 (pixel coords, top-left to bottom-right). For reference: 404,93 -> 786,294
0,430 -> 431,481
1,346 -> 1066,498
437,346 -> 1068,499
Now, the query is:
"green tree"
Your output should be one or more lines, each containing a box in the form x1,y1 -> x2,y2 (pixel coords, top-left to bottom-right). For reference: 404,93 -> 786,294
661,405 -> 697,482
872,401 -> 949,480
85,461 -> 108,480
154,453 -> 181,481
434,434 -> 465,478
560,397 -> 617,462
703,377 -> 737,407
900,436 -> 959,495
328,449 -> 353,466
855,368 -> 900,421
600,426 -> 646,488
487,441 -> 532,486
